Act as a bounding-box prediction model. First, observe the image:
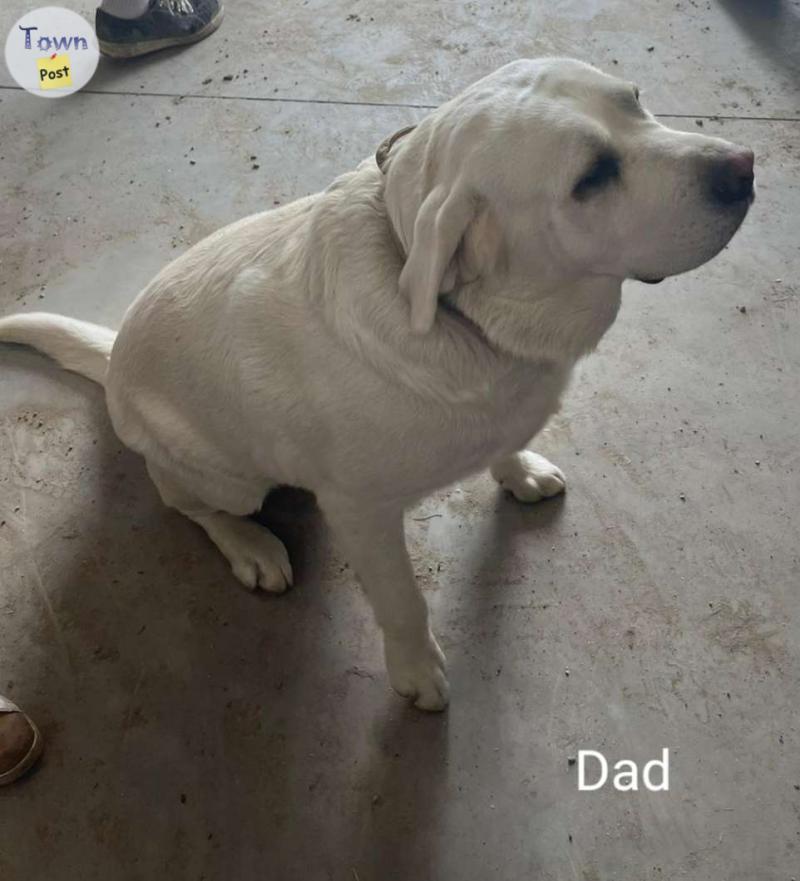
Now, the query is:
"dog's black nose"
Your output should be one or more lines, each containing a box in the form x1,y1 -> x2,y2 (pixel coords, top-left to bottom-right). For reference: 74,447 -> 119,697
710,149 -> 755,205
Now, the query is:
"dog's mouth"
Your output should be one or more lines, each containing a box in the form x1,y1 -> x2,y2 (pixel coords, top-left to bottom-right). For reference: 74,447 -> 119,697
635,276 -> 665,285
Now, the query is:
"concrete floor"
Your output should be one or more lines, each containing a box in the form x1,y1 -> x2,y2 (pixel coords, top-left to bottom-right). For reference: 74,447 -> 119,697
1,0 -> 799,878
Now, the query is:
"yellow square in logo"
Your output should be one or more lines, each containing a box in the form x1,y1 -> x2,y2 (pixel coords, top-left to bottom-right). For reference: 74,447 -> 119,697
37,54 -> 72,90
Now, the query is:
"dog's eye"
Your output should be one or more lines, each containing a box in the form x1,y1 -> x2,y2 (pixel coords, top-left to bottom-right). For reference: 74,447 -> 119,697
633,85 -> 640,102
572,154 -> 621,200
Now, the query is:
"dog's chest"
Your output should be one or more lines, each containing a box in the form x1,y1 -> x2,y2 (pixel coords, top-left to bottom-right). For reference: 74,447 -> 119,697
446,368 -> 563,462
368,360 -> 569,498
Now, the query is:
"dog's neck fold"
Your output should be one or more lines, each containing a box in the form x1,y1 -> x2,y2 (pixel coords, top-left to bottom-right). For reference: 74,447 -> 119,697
442,273 -> 623,364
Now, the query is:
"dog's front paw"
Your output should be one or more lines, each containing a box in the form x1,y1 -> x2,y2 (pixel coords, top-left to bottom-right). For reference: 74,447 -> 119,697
491,450 -> 566,503
384,631 -> 449,711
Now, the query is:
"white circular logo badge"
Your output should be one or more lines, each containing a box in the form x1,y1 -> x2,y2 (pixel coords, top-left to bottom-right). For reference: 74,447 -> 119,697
5,6 -> 99,98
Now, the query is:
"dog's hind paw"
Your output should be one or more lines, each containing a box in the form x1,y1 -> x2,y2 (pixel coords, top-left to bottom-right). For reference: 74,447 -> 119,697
491,450 -> 566,503
228,531 -> 293,594
195,513 -> 293,593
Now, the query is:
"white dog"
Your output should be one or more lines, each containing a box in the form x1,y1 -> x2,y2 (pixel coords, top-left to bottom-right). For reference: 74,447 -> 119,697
0,59 -> 753,710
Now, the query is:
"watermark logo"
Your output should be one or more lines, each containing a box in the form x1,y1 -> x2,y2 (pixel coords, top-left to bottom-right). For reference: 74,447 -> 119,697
5,6 -> 99,98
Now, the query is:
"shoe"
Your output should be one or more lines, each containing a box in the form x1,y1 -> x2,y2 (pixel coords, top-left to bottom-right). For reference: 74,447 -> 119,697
96,0 -> 224,59
0,695 -> 43,785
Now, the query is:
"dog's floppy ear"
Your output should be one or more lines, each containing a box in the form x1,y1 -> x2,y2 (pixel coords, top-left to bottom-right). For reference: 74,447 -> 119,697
399,185 -> 476,334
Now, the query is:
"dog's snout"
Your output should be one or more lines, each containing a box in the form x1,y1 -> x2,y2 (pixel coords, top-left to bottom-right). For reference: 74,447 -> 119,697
709,149 -> 755,205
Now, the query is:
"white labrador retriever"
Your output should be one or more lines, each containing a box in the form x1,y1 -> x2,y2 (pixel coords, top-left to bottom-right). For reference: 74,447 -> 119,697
0,59 -> 754,710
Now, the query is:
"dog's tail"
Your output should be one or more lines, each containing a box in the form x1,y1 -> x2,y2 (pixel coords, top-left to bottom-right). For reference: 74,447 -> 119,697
0,312 -> 117,387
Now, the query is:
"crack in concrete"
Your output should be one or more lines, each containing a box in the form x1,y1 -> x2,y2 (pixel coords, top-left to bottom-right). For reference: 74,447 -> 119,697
1,83 -> 799,122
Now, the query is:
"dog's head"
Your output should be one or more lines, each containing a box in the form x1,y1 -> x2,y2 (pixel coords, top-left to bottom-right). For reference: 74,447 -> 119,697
380,58 -> 754,336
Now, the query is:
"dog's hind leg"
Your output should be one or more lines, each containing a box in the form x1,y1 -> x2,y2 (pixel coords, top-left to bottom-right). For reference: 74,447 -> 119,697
146,461 -> 293,593
490,450 -> 566,503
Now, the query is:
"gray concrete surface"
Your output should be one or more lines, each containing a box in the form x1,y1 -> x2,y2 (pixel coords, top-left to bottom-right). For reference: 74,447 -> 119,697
1,1 -> 798,879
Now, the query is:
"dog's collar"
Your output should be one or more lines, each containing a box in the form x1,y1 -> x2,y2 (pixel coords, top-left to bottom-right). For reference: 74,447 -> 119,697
376,124 -> 417,173
377,125 -> 417,254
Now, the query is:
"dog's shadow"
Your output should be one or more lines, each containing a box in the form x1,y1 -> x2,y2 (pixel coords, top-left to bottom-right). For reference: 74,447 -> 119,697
256,487 -> 454,877
0,350 -> 341,874
1,349 -> 565,877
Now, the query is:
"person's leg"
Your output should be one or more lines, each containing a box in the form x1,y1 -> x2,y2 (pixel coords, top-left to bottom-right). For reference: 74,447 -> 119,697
0,695 -> 43,785
99,0 -> 150,18
96,0 -> 224,59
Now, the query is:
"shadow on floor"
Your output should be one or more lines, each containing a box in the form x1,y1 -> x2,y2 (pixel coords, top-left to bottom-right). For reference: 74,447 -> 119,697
0,352 -> 566,877
718,0 -> 800,86
89,46 -> 194,92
